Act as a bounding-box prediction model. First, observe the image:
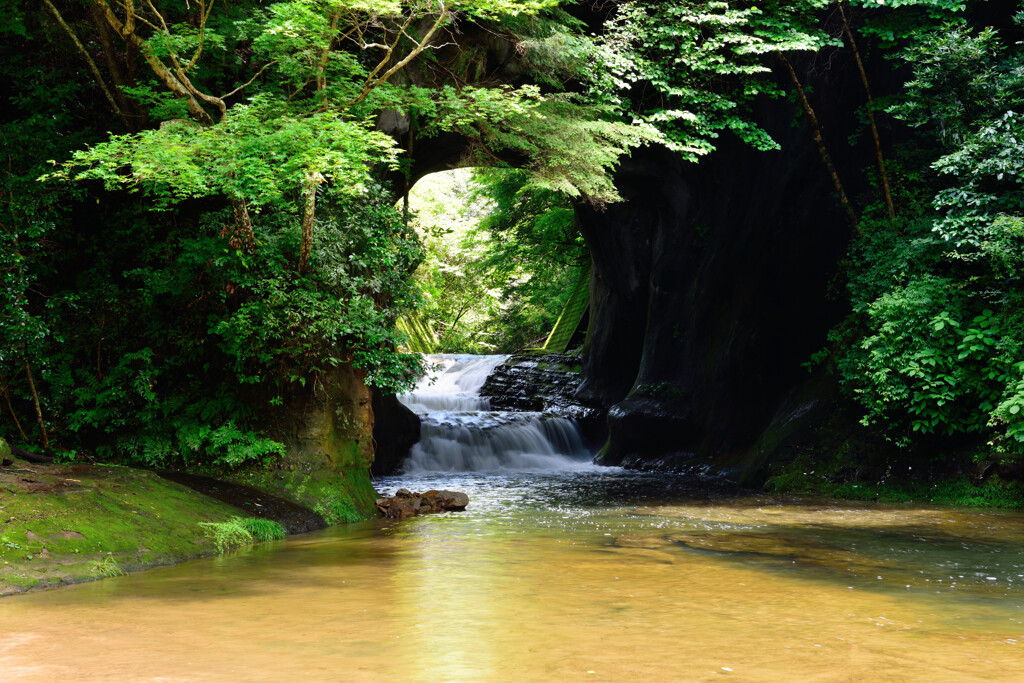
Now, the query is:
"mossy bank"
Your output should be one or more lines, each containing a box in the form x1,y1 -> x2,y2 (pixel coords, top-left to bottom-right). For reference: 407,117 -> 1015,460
0,456 -> 252,594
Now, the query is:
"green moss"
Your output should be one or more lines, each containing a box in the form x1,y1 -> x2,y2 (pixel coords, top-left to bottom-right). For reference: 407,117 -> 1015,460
0,462 -> 250,595
230,466 -> 378,524
534,360 -> 582,373
766,458 -> 1023,509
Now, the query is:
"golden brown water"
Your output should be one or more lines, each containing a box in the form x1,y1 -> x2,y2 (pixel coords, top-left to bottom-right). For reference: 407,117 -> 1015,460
2,470 -> 1023,682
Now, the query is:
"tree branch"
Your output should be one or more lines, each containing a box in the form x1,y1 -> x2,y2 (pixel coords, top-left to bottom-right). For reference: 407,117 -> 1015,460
184,0 -> 215,71
41,0 -> 130,129
778,51 -> 860,233
92,0 -> 214,125
24,362 -> 50,452
222,60 -> 279,99
317,10 -> 342,93
349,3 -> 452,107
838,2 -> 895,224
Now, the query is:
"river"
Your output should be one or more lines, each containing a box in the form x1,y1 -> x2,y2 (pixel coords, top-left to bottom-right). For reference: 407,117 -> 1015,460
2,356 -> 1023,681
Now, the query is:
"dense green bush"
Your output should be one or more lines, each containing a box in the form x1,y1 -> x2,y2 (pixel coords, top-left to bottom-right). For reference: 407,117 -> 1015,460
831,16 -> 1024,459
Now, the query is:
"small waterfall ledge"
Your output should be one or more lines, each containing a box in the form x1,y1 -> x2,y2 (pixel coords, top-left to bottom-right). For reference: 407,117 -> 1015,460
397,354 -> 597,473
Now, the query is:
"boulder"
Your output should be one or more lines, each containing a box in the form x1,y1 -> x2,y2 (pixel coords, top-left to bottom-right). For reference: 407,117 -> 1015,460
375,488 -> 469,519
419,489 -> 469,513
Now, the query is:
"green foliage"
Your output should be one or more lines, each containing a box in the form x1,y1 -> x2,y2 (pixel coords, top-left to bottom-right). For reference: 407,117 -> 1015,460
409,168 -> 584,352
768,466 -> 1023,509
240,517 -> 288,542
204,185 -> 425,392
199,517 -> 255,552
457,95 -> 660,205
830,12 -> 1024,459
598,0 -> 832,161
199,516 -> 285,552
89,554 -> 126,578
59,99 -> 400,210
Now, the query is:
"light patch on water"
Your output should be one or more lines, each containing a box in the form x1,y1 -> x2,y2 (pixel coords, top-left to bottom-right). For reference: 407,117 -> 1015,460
3,471 -> 1023,681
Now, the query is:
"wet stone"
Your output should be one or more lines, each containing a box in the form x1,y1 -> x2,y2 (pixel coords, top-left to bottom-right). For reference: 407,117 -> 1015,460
375,489 -> 469,519
478,353 -> 602,422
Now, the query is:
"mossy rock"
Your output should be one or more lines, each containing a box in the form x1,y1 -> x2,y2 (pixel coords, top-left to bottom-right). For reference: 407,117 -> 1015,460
230,466 -> 378,524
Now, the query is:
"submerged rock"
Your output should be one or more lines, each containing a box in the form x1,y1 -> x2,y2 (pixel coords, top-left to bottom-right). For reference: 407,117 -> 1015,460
376,488 -> 469,519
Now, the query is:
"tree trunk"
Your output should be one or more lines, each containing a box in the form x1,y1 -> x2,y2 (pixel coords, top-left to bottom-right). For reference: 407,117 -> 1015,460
41,0 -> 129,129
778,51 -> 860,233
838,2 -> 896,224
230,197 -> 257,253
89,0 -> 140,130
0,369 -> 29,441
298,172 -> 323,274
24,362 -> 50,452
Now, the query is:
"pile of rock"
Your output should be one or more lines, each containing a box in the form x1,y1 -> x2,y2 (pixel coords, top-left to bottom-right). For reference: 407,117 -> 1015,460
479,353 -> 602,422
375,488 -> 469,519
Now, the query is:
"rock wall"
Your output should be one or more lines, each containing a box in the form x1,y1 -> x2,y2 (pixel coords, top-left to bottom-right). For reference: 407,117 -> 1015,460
479,353 -> 605,444
266,363 -> 375,471
370,392 -> 421,477
577,62 -> 869,482
235,363 -> 380,522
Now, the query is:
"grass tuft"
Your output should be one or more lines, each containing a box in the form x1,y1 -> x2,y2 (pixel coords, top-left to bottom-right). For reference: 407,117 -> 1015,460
89,554 -> 125,578
199,516 -> 285,552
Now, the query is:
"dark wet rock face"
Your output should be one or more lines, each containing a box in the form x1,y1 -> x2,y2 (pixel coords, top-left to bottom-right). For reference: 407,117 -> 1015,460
371,391 -> 421,477
376,488 -> 469,519
479,353 -> 605,443
577,78 -> 863,481
479,353 -> 599,419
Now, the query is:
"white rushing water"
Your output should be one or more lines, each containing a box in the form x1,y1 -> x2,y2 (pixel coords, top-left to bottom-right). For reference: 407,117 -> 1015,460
398,354 -> 596,473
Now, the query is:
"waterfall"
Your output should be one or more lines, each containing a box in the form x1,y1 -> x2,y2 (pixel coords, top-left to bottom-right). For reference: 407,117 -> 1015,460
398,354 -> 595,472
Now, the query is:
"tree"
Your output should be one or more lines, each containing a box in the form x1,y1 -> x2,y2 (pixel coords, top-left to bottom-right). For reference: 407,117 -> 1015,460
832,13 -> 1024,457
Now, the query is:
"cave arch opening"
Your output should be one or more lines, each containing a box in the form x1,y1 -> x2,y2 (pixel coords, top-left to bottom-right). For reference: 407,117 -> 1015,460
400,167 -> 589,355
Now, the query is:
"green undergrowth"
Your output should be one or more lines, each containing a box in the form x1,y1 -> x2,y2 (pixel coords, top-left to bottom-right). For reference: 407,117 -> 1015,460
767,456 -> 1023,509
199,516 -> 285,552
230,466 -> 378,524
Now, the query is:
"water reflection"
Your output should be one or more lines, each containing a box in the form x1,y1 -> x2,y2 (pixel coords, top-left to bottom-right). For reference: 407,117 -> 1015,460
2,470 -> 1023,681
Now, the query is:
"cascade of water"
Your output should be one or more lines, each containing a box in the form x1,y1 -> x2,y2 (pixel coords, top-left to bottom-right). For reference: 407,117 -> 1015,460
398,354 -> 595,473
398,354 -> 507,413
